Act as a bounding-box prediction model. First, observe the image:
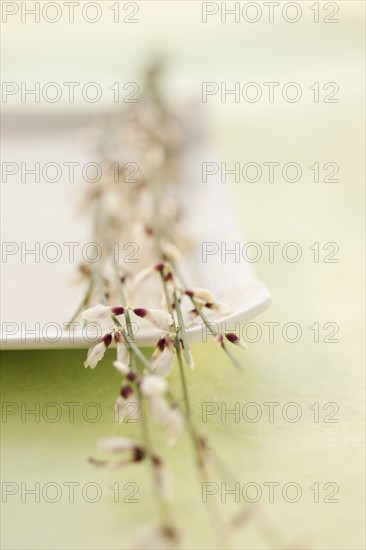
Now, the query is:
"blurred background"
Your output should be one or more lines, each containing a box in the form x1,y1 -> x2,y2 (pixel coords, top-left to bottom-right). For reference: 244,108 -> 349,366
1,1 -> 365,549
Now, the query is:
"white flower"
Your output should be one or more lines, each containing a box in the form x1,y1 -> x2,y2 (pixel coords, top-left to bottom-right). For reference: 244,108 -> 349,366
210,301 -> 230,316
84,333 -> 112,369
113,360 -> 130,375
186,287 -> 215,303
133,308 -> 173,332
153,458 -> 173,502
160,241 -> 182,262
82,304 -> 124,321
153,348 -> 175,377
114,331 -> 130,367
98,436 -> 136,453
225,332 -> 248,350
140,375 -> 168,397
166,406 -> 184,446
151,338 -> 175,377
148,396 -> 170,423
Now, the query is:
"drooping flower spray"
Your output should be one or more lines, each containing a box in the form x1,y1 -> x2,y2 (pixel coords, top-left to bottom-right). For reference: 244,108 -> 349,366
69,61 -> 288,549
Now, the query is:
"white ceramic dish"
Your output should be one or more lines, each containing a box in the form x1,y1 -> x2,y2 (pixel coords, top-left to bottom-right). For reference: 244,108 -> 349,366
0,115 -> 271,349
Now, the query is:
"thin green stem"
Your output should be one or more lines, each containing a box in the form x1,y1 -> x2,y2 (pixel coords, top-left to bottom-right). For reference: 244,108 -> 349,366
65,277 -> 94,328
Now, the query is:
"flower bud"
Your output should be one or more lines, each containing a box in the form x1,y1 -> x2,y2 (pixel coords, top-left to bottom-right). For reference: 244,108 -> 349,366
186,287 -> 214,303
225,332 -> 248,350
133,308 -> 173,332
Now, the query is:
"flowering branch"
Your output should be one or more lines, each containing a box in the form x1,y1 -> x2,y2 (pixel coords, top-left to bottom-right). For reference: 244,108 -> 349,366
69,61 -> 288,549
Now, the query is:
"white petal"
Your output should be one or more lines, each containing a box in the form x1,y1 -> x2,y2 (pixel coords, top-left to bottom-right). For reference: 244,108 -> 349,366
140,375 -> 168,397
160,241 -> 182,262
117,340 -> 129,365
84,341 -> 106,369
212,301 -> 230,316
154,461 -> 173,502
113,360 -> 129,375
190,287 -> 214,303
146,309 -> 173,332
149,396 -> 170,423
82,304 -> 112,322
98,435 -> 136,453
152,347 -> 175,377
166,407 -> 184,446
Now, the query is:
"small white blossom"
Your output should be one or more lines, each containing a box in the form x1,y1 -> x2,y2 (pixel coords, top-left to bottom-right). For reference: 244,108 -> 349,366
114,331 -> 130,366
82,304 -> 124,321
186,287 -> 215,303
226,332 -> 248,350
160,241 -> 182,262
153,458 -> 173,502
153,347 -> 175,377
133,308 -> 173,332
140,375 -> 168,397
148,395 -> 170,423
151,338 -> 175,377
210,301 -> 230,316
166,406 -> 184,446
98,436 -> 136,453
84,333 -> 112,369
113,360 -> 130,375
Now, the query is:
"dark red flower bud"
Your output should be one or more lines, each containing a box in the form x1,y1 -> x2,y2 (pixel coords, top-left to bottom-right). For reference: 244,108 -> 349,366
120,385 -> 133,399
102,333 -> 112,347
133,447 -> 145,462
127,370 -> 137,382
133,308 -> 147,318
157,338 -> 166,352
111,306 -> 124,316
226,332 -> 240,345
154,262 -> 165,272
114,331 -> 122,343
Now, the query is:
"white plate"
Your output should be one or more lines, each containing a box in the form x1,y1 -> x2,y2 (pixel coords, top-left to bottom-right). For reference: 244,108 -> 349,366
0,115 -> 271,349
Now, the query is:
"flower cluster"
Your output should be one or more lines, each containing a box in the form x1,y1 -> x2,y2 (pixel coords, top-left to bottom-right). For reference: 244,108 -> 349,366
72,60 -> 248,549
